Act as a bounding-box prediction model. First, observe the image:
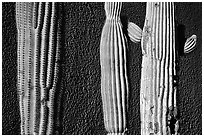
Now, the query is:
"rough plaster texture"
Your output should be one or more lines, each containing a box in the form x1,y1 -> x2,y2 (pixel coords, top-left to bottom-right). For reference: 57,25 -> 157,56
2,2 -> 202,135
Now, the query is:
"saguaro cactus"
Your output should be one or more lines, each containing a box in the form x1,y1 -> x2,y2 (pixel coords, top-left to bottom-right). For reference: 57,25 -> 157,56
16,2 -> 62,135
128,2 -> 196,135
100,2 -> 129,135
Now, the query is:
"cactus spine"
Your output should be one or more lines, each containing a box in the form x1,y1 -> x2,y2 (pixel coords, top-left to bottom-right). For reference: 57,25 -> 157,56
100,2 -> 128,135
128,2 -> 196,135
16,2 -> 61,135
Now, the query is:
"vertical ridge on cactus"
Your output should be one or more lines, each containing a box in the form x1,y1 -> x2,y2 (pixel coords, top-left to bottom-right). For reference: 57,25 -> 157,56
39,2 -> 52,134
100,2 -> 128,135
16,2 -> 61,135
33,2 -> 43,134
47,3 -> 62,134
128,2 -> 196,135
157,3 -> 163,134
26,3 -> 35,134
16,2 -> 25,135
46,3 -> 56,89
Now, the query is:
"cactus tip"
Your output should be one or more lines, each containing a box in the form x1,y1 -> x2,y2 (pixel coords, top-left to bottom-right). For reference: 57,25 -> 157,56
184,34 -> 197,54
127,22 -> 142,43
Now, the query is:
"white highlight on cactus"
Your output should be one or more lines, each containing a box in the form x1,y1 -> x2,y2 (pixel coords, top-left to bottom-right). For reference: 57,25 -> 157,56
128,2 -> 196,135
100,2 -> 129,135
128,22 -> 142,43
16,2 -> 25,134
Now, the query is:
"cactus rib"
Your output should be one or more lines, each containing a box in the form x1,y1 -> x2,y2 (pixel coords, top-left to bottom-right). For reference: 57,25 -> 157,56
16,2 -> 61,134
100,2 -> 128,135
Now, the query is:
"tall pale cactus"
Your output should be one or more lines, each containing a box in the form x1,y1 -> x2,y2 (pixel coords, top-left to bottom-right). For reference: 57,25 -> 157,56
100,2 -> 129,135
128,2 -> 196,135
16,2 -> 62,135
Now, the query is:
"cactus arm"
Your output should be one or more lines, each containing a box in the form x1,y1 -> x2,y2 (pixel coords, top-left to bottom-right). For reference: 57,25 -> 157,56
127,22 -> 142,43
184,34 -> 197,54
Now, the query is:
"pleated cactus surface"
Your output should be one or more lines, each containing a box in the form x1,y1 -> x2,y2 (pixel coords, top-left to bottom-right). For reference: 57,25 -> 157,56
100,2 -> 129,135
139,2 -> 179,135
127,2 -> 196,135
16,2 -> 62,135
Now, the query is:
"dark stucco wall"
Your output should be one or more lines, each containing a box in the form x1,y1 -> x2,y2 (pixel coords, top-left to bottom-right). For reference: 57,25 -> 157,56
174,3 -> 202,135
2,2 -> 20,134
2,2 -> 202,135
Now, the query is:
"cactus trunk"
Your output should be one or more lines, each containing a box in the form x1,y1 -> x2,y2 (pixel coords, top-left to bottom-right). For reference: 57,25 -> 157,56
140,2 -> 179,135
16,2 -> 62,135
100,2 -> 129,135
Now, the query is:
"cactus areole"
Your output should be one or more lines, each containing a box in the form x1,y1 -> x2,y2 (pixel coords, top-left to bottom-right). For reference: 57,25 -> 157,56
128,2 -> 196,135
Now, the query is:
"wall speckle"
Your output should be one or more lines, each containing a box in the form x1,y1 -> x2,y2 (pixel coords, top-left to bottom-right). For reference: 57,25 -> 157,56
175,3 -> 202,135
2,2 -> 21,135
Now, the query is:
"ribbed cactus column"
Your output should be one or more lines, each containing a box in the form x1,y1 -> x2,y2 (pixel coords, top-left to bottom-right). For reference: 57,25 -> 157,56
128,2 -> 196,135
139,2 -> 178,134
16,2 -> 62,135
100,2 -> 129,135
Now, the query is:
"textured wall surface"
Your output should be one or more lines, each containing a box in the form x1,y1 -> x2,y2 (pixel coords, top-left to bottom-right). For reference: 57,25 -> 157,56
2,3 -> 21,134
2,2 -> 202,135
174,3 -> 202,135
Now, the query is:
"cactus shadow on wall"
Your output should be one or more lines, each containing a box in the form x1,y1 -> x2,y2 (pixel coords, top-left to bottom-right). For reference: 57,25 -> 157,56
176,23 -> 186,56
169,23 -> 187,135
175,23 -> 186,116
